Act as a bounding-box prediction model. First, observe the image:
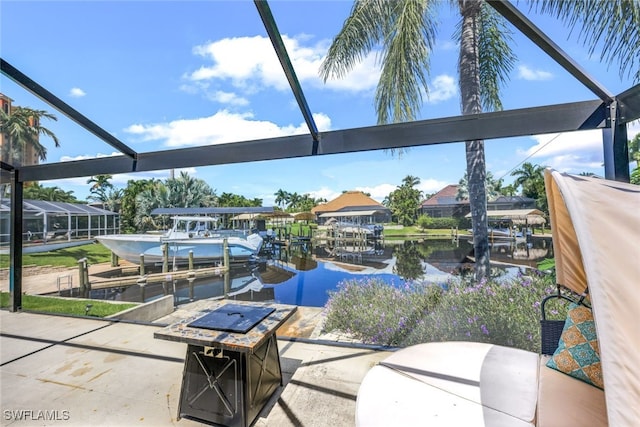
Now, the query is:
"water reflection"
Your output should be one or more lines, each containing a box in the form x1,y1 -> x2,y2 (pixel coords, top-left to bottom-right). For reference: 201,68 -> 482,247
75,236 -> 552,308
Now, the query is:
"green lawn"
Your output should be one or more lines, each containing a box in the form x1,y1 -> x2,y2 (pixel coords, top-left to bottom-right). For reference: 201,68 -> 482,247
0,242 -> 113,268
383,226 -> 470,237
1,243 -> 138,317
0,292 -> 138,317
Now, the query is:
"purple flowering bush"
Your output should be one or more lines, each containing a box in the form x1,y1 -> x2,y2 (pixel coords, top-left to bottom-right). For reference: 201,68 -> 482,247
323,270 -> 569,352
322,278 -> 441,346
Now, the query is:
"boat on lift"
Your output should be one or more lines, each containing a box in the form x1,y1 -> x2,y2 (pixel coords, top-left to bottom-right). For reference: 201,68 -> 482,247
96,216 -> 263,266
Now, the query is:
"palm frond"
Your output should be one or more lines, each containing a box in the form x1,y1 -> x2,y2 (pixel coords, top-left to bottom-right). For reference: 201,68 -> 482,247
376,0 -> 438,124
531,0 -> 640,83
453,3 -> 516,112
477,3 -> 516,111
319,0 -> 388,81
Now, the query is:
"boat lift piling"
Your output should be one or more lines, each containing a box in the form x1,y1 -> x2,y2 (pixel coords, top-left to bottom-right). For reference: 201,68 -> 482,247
162,243 -> 169,273
82,238 -> 231,291
77,257 -> 90,296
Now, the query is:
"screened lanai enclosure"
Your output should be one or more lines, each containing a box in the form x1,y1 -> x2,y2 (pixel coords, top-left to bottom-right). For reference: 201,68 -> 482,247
1,0 -> 639,314
0,199 -> 118,247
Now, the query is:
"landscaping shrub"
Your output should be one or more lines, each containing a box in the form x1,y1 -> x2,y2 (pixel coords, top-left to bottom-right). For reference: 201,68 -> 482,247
323,270 -> 566,352
425,217 -> 459,229
323,278 -> 441,346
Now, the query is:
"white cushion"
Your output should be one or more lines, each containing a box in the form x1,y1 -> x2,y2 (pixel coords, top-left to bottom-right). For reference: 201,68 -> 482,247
356,342 -> 539,426
537,357 -> 607,427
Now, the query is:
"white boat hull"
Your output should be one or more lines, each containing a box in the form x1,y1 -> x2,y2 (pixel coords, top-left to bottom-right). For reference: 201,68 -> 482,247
97,233 -> 263,265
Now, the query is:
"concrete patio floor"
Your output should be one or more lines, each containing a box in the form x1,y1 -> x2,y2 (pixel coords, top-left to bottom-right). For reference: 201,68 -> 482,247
0,309 -> 392,427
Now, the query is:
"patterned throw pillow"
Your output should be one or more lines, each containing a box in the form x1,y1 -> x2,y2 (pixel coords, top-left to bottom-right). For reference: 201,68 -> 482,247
546,303 -> 603,389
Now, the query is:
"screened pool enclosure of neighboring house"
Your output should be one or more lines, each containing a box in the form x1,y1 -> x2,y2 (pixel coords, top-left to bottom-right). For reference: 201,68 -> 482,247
0,199 -> 119,245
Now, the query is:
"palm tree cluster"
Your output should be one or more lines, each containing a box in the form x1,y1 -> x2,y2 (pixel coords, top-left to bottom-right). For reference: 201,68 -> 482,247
23,182 -> 79,203
132,171 -> 217,231
274,189 -> 327,212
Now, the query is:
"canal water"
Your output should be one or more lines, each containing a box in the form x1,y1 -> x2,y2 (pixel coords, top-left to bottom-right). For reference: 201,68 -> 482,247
79,236 -> 553,308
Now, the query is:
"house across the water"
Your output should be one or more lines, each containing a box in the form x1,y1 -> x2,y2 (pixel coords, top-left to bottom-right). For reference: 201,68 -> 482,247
311,191 -> 391,225
419,185 -> 536,219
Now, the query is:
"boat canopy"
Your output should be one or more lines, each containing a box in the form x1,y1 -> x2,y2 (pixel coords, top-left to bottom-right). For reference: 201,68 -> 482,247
170,216 -> 220,222
465,208 -> 546,225
544,169 -> 639,425
151,207 -> 275,216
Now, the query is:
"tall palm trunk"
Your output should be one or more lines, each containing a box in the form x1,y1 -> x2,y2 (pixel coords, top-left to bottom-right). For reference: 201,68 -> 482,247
459,0 -> 489,279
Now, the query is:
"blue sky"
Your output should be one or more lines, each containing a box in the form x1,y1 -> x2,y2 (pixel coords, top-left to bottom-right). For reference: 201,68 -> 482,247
1,1 -> 638,205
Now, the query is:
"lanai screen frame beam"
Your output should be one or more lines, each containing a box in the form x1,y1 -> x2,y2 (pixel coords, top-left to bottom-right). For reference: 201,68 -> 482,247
16,99 -> 607,182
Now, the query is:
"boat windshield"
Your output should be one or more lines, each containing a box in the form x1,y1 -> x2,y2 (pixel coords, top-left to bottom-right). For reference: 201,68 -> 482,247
171,217 -> 219,234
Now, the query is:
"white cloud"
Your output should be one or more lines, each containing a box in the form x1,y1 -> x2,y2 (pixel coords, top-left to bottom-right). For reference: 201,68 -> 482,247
517,129 -> 604,173
628,119 -> 640,139
517,65 -> 553,81
209,90 -> 249,106
426,74 -> 457,103
418,178 -> 450,195
436,39 -> 457,52
355,183 -> 397,202
184,34 -> 379,98
69,87 -> 86,98
124,110 -> 332,148
308,186 -> 342,203
59,152 -> 122,162
521,130 -> 602,159
543,154 -> 602,173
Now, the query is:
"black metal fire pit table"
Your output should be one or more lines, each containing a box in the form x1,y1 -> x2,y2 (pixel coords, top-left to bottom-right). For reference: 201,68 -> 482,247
154,300 -> 297,427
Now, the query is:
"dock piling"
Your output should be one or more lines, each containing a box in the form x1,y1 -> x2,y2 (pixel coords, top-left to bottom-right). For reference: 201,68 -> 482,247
139,254 -> 145,276
162,243 -> 169,273
111,252 -> 119,267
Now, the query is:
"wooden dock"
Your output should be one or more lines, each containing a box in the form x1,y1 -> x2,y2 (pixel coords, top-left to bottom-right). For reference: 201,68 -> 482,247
89,265 -> 229,290
81,241 -> 231,292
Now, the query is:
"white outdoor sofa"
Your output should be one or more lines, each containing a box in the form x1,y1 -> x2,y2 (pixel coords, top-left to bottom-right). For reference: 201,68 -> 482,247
355,170 -> 639,427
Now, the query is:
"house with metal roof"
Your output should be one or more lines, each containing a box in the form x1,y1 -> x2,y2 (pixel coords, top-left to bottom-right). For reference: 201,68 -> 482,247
311,191 -> 391,225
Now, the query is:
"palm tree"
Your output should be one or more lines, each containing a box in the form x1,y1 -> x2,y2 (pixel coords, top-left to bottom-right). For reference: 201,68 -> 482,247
287,192 -> 302,211
511,162 -> 544,196
0,106 -> 60,165
511,162 -> 548,212
87,174 -> 113,191
320,0 -> 639,279
457,171 -> 504,201
87,174 -> 113,207
274,189 -> 290,209
103,188 -> 124,212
